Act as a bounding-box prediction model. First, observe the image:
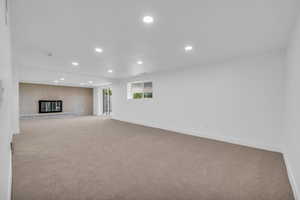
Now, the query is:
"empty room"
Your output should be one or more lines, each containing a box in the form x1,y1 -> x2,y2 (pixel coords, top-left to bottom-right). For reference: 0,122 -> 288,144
1,0 -> 300,199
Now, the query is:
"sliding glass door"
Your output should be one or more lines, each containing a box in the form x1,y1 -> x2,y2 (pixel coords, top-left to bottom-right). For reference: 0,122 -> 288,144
102,88 -> 112,115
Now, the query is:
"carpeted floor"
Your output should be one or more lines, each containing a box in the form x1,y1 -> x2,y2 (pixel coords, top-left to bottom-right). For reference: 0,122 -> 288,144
13,116 -> 294,200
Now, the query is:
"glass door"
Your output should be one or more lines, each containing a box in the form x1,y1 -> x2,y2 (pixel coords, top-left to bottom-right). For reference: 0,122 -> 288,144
102,88 -> 112,115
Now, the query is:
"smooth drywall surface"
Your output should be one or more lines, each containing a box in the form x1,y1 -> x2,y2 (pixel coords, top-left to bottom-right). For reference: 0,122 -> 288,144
112,52 -> 285,152
12,64 -> 19,134
0,0 -> 13,199
19,83 -> 93,116
17,66 -> 112,88
283,12 -> 300,198
93,87 -> 102,116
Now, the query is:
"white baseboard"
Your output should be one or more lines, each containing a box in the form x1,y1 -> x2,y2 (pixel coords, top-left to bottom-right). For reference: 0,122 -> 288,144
111,117 -> 281,153
20,112 -> 78,120
283,153 -> 299,200
112,117 -> 299,198
94,114 -> 113,118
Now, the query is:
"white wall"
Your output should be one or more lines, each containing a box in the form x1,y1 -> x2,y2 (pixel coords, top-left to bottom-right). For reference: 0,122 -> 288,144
12,62 -> 19,134
283,12 -> 300,199
0,0 -> 13,199
93,87 -> 102,116
112,52 -> 285,152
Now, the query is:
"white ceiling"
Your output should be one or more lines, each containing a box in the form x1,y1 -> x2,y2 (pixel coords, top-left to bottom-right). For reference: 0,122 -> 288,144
11,0 -> 299,85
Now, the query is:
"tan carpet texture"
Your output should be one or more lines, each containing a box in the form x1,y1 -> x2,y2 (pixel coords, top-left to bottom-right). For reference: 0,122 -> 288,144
13,117 -> 294,200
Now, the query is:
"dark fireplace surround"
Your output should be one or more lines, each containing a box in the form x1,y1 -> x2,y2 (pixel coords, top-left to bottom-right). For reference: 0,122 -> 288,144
39,100 -> 63,113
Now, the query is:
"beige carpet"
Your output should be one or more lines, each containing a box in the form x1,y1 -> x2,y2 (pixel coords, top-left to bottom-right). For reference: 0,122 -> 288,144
13,116 -> 294,200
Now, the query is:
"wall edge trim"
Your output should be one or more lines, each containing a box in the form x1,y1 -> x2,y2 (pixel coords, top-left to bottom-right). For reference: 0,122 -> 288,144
283,152 -> 299,200
111,116 -> 281,153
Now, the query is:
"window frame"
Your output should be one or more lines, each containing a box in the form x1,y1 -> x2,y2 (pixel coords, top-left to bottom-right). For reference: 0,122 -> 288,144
127,81 -> 153,100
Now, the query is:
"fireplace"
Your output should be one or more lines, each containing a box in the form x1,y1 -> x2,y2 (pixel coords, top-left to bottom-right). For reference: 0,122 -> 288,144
39,100 -> 63,113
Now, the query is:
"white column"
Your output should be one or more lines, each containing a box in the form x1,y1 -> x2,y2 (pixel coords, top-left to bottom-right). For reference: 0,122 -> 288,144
93,87 -> 103,116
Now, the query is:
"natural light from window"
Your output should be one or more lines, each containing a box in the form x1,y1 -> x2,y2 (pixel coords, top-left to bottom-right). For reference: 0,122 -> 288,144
127,81 -> 153,99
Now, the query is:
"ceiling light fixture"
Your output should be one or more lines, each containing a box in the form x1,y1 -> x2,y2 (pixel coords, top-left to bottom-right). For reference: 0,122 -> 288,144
95,48 -> 103,53
53,80 -> 59,83
143,16 -> 154,24
185,45 -> 193,52
60,78 -> 65,81
137,60 -> 143,65
72,62 -> 79,66
107,69 -> 113,73
88,81 -> 93,84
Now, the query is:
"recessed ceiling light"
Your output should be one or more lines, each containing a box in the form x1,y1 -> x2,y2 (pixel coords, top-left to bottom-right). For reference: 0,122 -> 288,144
185,45 -> 193,52
107,69 -> 113,73
53,80 -> 59,83
143,16 -> 154,24
137,60 -> 143,65
88,81 -> 93,84
95,48 -> 103,53
60,78 -> 65,81
72,62 -> 79,66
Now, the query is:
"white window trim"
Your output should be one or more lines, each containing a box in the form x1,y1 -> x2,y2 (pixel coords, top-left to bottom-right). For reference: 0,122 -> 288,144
127,80 -> 153,100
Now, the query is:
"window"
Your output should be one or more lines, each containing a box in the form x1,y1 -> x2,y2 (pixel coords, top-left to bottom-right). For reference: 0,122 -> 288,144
127,81 -> 153,99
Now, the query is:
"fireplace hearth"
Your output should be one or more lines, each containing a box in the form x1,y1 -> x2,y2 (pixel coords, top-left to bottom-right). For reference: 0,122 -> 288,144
39,100 -> 63,113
